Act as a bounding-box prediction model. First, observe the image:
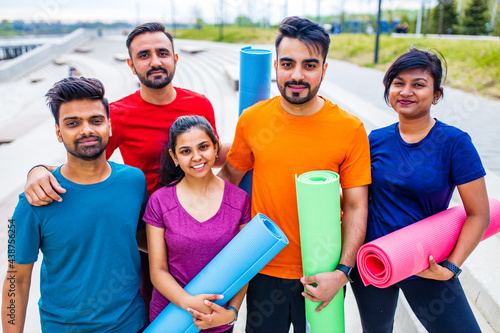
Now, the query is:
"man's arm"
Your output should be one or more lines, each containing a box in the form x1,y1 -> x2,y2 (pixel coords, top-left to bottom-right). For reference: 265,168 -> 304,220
2,263 -> 34,333
24,165 -> 66,206
136,230 -> 148,253
337,185 -> 369,266
301,185 -> 368,312
217,161 -> 247,186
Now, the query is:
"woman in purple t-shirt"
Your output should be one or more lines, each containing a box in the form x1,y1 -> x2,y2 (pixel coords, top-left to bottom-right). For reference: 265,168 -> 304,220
144,116 -> 251,332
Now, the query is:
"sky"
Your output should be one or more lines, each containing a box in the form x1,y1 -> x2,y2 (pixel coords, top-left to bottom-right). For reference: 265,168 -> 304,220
1,0 -> 437,25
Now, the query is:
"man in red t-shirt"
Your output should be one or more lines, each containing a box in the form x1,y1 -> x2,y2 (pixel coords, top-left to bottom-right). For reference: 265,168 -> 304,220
25,22 -> 225,199
107,23 -> 222,195
24,22 -> 226,324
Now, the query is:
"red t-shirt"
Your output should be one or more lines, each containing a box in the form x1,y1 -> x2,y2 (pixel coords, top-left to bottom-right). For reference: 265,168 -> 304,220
106,88 -> 218,195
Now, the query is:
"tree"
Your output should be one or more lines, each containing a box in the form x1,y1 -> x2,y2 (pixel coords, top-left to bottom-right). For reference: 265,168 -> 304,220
0,19 -> 13,32
487,0 -> 499,32
462,0 -> 490,34
191,5 -> 203,30
431,0 -> 458,34
494,7 -> 500,35
235,15 -> 254,27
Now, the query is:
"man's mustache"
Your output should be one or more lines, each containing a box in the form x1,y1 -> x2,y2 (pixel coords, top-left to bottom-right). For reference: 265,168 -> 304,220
147,67 -> 168,76
75,135 -> 101,144
284,80 -> 310,88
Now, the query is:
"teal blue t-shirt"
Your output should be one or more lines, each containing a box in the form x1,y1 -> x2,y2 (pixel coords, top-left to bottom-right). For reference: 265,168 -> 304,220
13,161 -> 147,332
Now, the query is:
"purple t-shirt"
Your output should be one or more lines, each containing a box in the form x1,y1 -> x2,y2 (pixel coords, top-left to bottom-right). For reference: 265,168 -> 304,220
143,179 -> 251,331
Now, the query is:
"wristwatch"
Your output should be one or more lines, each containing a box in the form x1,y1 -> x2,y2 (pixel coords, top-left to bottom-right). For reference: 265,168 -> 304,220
439,260 -> 462,278
226,305 -> 238,326
335,264 -> 354,283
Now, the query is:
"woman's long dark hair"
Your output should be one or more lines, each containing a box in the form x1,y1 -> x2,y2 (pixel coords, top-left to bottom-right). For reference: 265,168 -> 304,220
157,115 -> 219,187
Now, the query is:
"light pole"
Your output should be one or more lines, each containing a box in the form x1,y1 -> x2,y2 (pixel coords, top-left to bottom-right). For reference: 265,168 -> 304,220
317,0 -> 321,24
374,0 -> 382,64
136,2 -> 140,26
219,0 -> 224,41
171,0 -> 176,35
416,0 -> 424,35
491,0 -> 499,30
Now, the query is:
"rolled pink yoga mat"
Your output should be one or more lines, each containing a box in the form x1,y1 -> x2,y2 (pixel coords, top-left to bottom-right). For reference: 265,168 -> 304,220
357,198 -> 500,288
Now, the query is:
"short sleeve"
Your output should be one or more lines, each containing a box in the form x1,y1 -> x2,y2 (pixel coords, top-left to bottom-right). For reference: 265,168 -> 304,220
106,104 -> 120,159
138,181 -> 149,232
143,189 -> 169,229
240,193 -> 251,225
12,195 -> 41,264
451,132 -> 485,185
202,99 -> 219,139
226,114 -> 254,171
339,122 -> 372,189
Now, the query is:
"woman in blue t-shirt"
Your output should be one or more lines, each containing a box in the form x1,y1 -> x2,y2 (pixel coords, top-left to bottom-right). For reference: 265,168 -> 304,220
144,115 -> 250,332
351,48 -> 489,332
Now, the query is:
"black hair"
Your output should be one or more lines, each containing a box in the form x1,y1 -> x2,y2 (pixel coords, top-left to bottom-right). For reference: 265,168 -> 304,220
383,47 -> 447,105
275,16 -> 331,64
157,115 -> 219,187
126,22 -> 174,57
45,77 -> 109,124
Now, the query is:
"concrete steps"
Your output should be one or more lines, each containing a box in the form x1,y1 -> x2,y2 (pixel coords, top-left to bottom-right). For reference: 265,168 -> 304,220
0,34 -> 498,332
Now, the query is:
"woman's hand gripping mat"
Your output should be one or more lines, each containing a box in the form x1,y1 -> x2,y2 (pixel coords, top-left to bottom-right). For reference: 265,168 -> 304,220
144,213 -> 288,333
357,198 -> 500,288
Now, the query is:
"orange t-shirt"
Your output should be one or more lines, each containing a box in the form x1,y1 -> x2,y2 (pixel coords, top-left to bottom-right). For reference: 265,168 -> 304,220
227,96 -> 371,279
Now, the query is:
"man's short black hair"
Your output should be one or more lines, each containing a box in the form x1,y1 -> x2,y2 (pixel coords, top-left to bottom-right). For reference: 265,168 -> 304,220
45,77 -> 109,124
126,22 -> 175,57
276,16 -> 331,63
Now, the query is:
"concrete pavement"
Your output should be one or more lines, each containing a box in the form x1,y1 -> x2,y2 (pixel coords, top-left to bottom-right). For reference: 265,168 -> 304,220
0,33 -> 499,332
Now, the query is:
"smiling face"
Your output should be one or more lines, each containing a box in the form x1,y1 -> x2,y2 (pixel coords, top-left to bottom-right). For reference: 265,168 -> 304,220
388,67 -> 442,120
56,99 -> 110,162
127,31 -> 178,89
275,37 -> 327,107
169,127 -> 218,180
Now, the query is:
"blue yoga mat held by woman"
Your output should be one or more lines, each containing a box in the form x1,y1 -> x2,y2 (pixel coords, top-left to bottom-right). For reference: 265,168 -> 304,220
350,48 -> 489,332
144,115 -> 251,332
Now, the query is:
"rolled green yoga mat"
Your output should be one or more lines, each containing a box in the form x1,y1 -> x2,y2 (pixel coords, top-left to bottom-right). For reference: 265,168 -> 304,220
295,171 -> 344,333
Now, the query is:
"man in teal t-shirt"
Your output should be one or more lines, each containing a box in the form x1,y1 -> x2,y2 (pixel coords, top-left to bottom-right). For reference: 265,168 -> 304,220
1,77 -> 147,332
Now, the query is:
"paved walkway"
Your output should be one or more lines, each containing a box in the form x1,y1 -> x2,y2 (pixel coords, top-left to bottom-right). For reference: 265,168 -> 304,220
0,33 -> 499,332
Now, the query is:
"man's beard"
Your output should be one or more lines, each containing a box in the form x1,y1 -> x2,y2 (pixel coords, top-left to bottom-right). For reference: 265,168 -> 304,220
65,135 -> 108,161
278,79 -> 321,105
137,66 -> 175,89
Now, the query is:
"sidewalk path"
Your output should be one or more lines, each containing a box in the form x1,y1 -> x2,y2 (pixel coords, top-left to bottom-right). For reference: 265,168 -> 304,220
0,34 -> 498,332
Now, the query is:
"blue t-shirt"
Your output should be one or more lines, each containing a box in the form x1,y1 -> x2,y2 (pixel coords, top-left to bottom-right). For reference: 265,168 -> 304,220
366,119 -> 485,243
13,161 -> 147,332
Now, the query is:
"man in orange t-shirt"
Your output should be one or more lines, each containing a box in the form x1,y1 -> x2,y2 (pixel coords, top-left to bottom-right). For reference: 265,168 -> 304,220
219,16 -> 371,332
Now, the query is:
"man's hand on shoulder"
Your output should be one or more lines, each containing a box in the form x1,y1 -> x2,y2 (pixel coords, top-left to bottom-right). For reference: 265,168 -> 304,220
24,165 -> 65,206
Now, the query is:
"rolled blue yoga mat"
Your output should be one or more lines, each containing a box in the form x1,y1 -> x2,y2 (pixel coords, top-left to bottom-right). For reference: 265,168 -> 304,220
144,213 -> 288,333
238,46 -> 272,197
238,46 -> 272,116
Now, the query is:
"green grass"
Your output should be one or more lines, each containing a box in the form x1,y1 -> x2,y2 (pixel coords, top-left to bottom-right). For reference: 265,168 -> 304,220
178,26 -> 500,101
329,34 -> 500,100
175,25 -> 277,44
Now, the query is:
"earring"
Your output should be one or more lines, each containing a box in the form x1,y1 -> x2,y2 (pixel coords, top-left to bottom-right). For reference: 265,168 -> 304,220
175,163 -> 178,167
216,154 -> 218,158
